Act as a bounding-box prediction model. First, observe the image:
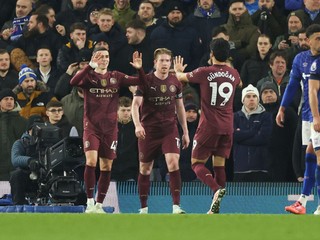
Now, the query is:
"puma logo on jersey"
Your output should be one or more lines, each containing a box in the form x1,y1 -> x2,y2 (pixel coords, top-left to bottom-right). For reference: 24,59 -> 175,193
150,86 -> 157,91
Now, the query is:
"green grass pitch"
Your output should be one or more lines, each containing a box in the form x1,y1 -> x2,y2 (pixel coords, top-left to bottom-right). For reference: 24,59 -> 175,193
1,214 -> 320,240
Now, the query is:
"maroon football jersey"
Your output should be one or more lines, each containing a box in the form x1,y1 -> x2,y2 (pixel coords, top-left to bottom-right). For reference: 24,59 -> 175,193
186,64 -> 240,134
135,72 -> 183,130
70,66 -> 141,132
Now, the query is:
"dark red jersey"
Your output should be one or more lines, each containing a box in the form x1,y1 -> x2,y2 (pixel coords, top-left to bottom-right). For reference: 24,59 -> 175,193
70,66 -> 142,132
186,64 -> 240,134
135,72 -> 182,131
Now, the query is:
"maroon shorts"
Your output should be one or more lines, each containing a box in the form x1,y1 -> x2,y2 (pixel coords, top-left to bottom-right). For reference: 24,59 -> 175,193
138,126 -> 180,163
192,127 -> 232,160
83,127 -> 118,159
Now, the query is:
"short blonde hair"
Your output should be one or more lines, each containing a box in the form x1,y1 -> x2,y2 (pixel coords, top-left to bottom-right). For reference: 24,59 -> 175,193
98,8 -> 114,18
153,48 -> 172,60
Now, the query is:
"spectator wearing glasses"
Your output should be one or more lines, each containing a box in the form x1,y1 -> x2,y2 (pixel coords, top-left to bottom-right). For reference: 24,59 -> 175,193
45,100 -> 78,137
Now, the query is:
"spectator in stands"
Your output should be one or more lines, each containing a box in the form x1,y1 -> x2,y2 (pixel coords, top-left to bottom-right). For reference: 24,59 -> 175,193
45,100 -> 78,137
89,8 -> 126,64
61,87 -> 84,137
11,13 -> 62,69
223,0 -> 260,60
55,0 -> 89,37
150,1 -> 202,72
92,36 -> 110,51
245,0 -> 259,15
111,96 -> 139,181
240,34 -> 272,87
35,4 -> 56,29
34,47 -> 61,96
293,0 -> 320,28
57,22 -> 93,72
260,82 -> 297,182
178,102 -> 199,182
0,88 -> 27,181
112,0 -> 136,31
112,19 -> 153,75
256,51 -> 289,95
137,0 -> 163,38
257,50 -> 301,113
0,49 -> 19,91
251,0 -> 286,44
85,4 -> 100,34
233,84 -> 273,182
273,11 -> 304,51
199,26 -> 244,73
187,0 -> 227,56
10,114 -> 43,205
55,51 -> 90,100
13,65 -> 57,119
150,0 -> 169,18
287,29 -> 311,71
1,0 -> 33,43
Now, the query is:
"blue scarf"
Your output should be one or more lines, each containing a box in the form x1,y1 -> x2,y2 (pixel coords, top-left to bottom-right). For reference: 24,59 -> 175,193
10,16 -> 30,41
198,5 -> 215,17
305,8 -> 320,21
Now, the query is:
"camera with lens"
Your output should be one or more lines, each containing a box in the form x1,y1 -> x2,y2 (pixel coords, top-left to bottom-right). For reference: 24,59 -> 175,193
29,123 -> 85,205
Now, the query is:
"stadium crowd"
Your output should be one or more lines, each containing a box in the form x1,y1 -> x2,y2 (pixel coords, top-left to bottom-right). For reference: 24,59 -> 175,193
1,0 -> 320,213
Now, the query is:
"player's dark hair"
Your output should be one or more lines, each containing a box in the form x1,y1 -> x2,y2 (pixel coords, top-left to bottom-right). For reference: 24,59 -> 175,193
306,24 -> 320,38
210,38 -> 230,62
93,47 -> 108,54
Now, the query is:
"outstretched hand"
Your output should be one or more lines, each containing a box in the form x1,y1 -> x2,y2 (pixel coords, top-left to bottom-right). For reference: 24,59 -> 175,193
130,51 -> 142,69
173,56 -> 188,73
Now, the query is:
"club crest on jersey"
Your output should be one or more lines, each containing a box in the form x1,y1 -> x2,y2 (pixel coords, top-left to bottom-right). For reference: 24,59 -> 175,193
169,85 -> 176,92
101,79 -> 107,87
84,141 -> 90,148
311,61 -> 317,72
160,85 -> 167,93
110,78 -> 117,84
139,152 -> 144,161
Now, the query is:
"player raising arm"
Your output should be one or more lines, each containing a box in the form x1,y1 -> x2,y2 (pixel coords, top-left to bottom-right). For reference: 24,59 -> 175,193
174,38 -> 241,214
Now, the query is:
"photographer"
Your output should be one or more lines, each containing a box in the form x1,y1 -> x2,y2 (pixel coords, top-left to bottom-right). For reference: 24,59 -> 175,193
251,0 -> 286,43
9,115 -> 43,205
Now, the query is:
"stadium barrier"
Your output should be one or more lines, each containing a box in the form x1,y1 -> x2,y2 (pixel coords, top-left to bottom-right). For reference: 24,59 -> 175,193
1,181 -> 318,214
116,181 -> 318,214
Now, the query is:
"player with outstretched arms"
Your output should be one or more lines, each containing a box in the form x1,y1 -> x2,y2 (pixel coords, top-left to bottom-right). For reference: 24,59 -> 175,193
174,38 -> 241,214
132,48 -> 190,214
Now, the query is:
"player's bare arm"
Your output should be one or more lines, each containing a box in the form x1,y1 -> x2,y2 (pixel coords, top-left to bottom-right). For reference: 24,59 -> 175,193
276,106 -> 286,128
132,96 -> 146,139
173,56 -> 188,82
130,51 -> 143,70
309,79 -> 320,132
175,98 -> 190,149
